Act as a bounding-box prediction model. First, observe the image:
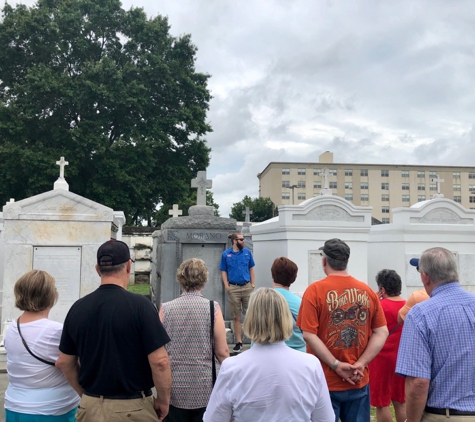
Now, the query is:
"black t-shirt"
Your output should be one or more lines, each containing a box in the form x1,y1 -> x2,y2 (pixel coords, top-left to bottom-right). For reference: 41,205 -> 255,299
59,284 -> 170,395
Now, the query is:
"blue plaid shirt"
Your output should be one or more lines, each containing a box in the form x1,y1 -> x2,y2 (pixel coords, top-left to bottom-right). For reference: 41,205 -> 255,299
396,282 -> 475,411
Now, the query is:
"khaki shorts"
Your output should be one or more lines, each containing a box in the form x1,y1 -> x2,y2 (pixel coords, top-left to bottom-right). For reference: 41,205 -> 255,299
77,393 -> 159,422
227,283 -> 254,319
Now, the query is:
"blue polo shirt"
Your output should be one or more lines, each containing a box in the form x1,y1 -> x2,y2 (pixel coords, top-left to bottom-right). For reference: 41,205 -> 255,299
220,247 -> 255,284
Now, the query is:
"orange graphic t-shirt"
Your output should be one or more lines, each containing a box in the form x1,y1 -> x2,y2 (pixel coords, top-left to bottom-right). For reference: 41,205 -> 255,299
297,275 -> 387,391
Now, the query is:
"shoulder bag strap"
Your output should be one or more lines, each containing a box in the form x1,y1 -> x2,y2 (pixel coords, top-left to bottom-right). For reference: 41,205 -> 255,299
388,322 -> 401,336
210,300 -> 217,386
16,317 -> 55,366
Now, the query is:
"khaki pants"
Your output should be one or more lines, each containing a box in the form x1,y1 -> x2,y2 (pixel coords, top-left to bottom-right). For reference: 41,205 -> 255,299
422,411 -> 475,422
77,393 -> 159,422
227,283 -> 253,319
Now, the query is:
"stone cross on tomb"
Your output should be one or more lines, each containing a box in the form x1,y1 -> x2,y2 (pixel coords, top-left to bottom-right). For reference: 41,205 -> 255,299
191,170 -> 212,206
168,204 -> 183,218
56,157 -> 69,179
430,175 -> 444,195
242,206 -> 253,223
322,167 -> 330,189
6,198 -> 14,205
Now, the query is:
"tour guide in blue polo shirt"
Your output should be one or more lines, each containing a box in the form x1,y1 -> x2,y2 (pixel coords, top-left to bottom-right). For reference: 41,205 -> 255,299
396,247 -> 475,422
220,232 -> 255,353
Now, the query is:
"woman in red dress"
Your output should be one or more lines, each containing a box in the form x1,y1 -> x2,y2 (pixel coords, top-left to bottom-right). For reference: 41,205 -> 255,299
369,269 -> 406,422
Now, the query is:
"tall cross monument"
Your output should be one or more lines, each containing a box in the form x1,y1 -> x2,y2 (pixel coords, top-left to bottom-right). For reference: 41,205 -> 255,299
191,170 -> 212,206
54,156 -> 70,191
242,206 -> 253,223
430,175 -> 445,198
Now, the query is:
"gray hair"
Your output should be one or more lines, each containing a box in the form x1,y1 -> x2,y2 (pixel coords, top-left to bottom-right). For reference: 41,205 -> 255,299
419,247 -> 458,285
323,253 -> 348,271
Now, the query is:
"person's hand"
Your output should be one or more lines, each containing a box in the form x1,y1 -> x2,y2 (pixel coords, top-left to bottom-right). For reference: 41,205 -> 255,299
334,362 -> 363,385
225,284 -> 230,291
348,361 -> 366,383
153,397 -> 169,421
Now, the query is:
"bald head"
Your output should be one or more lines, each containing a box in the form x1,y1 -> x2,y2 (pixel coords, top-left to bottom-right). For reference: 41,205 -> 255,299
419,247 -> 458,285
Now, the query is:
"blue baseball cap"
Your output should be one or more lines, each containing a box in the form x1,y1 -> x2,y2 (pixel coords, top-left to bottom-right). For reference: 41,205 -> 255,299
409,258 -> 419,268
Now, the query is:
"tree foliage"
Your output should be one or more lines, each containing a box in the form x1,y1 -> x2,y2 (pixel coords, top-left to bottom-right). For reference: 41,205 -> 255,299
153,190 -> 219,226
229,196 -> 278,222
0,0 -> 212,225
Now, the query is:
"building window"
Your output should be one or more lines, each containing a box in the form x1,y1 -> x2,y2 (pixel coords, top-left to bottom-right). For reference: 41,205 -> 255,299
382,218 -> 390,224
345,194 -> 353,201
361,182 -> 369,190
361,169 -> 368,177
382,206 -> 390,213
298,168 -> 306,175
282,181 -> 290,188
418,195 -> 426,202
454,184 -> 461,191
282,192 -> 290,200
429,171 -> 437,178
345,169 -> 353,176
417,171 -> 425,178
454,196 -> 461,203
297,193 -> 306,200
382,194 -> 389,201
470,197 -> 475,203
470,185 -> 475,193
282,168 -> 290,175
329,169 -> 337,176
418,184 -> 425,191
314,181 -> 322,189
345,182 -> 353,189
402,183 -> 409,190
381,183 -> 389,190
381,170 -> 389,177
402,195 -> 410,202
429,184 -> 437,191
297,181 -> 306,188
469,173 -> 475,179
361,194 -> 369,201
401,171 -> 409,177
454,172 -> 461,179
313,169 -> 320,176
329,182 -> 337,189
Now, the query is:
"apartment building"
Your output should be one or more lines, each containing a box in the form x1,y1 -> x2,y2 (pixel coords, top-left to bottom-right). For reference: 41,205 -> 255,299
258,151 -> 475,223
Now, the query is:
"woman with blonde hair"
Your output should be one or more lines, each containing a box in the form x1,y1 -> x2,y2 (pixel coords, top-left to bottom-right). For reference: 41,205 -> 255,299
161,258 -> 229,422
4,270 -> 80,421
204,288 -> 334,422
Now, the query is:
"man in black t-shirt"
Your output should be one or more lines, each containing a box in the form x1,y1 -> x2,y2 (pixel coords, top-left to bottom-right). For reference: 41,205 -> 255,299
57,240 -> 171,421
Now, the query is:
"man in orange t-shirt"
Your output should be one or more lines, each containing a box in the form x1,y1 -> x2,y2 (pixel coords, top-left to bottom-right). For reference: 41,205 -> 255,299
297,238 -> 388,422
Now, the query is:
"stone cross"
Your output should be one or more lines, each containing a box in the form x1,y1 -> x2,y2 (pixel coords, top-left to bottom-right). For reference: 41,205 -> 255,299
191,170 -> 212,206
168,204 -> 183,218
242,206 -> 253,223
56,157 -> 69,179
430,176 -> 444,194
6,198 -> 14,205
322,167 -> 330,189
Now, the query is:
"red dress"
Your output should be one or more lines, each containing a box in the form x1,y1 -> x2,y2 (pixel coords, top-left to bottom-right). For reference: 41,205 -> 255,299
369,298 -> 406,407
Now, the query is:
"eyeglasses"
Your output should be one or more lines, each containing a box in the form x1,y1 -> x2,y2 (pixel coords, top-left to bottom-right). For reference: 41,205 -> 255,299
236,238 -> 244,242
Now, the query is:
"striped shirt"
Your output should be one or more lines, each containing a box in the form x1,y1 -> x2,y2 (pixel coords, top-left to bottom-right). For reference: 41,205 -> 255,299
396,282 -> 475,411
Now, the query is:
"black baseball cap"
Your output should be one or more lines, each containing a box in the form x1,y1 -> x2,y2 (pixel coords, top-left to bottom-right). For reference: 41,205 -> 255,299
97,239 -> 131,266
319,238 -> 350,261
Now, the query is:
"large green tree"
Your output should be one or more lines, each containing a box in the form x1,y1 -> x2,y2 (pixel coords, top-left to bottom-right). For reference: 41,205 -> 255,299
0,0 -> 212,225
229,196 -> 278,222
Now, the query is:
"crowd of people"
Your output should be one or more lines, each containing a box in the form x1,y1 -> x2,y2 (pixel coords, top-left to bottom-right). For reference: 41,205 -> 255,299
2,235 -> 475,422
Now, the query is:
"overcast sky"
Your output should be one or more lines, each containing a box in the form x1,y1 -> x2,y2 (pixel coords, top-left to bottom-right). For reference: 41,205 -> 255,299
11,0 -> 475,217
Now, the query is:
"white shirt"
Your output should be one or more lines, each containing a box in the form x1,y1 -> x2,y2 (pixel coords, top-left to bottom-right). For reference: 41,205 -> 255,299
203,342 -> 334,422
5,318 -> 80,416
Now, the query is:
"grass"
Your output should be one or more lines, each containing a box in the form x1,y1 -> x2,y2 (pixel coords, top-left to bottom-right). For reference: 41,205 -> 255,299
127,284 -> 150,295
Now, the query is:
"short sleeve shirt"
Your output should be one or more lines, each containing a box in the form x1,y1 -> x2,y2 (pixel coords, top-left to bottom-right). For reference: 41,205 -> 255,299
219,248 -> 255,283
297,275 -> 387,391
60,285 -> 170,396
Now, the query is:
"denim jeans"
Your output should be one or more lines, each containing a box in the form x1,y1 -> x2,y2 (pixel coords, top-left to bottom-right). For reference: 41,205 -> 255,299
329,384 -> 370,422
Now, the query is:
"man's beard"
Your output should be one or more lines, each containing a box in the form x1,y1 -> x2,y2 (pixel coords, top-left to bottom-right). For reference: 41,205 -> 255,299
236,242 -> 244,251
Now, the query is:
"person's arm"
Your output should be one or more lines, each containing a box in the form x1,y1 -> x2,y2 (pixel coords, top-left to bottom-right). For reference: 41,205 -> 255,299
148,346 -> 171,421
203,365 -> 233,422
221,270 -> 230,291
213,305 -> 230,363
397,313 -> 405,325
351,325 -> 389,373
250,266 -> 255,287
56,352 -> 83,397
302,331 -> 362,384
405,376 -> 429,422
